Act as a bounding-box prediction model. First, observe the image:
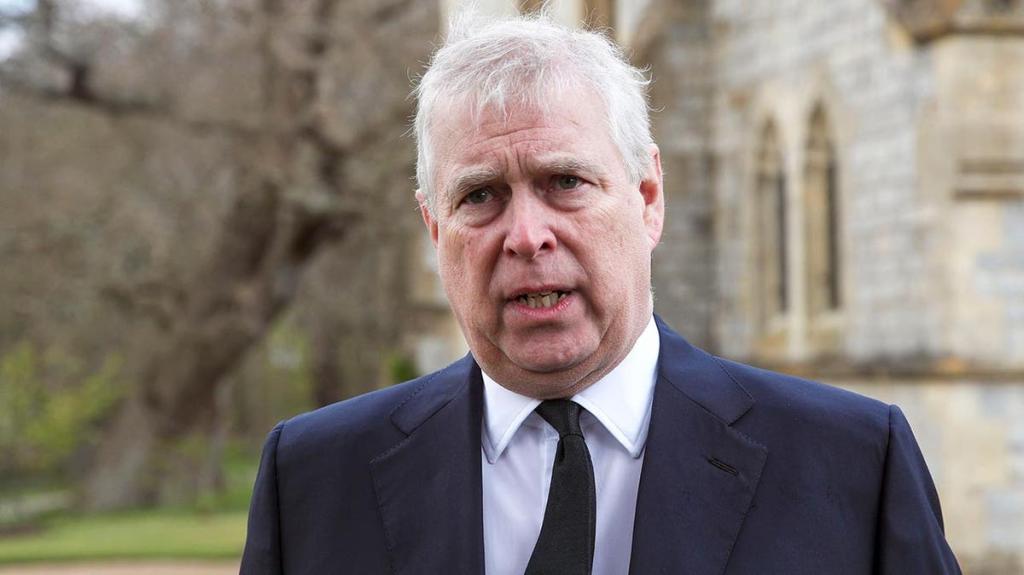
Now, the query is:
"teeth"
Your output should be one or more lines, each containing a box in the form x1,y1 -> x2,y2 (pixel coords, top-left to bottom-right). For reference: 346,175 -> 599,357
518,291 -> 567,309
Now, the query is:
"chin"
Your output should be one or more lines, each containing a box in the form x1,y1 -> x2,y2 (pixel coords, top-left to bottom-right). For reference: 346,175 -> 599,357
508,348 -> 589,375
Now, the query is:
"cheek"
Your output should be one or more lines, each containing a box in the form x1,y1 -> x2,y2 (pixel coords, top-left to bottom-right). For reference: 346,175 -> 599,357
593,206 -> 642,253
585,210 -> 651,290
438,229 -> 495,296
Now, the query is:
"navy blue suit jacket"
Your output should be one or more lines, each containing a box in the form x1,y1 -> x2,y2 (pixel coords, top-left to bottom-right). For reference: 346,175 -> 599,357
241,318 -> 960,574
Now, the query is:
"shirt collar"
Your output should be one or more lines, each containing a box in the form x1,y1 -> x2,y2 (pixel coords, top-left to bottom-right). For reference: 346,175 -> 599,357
481,317 -> 660,463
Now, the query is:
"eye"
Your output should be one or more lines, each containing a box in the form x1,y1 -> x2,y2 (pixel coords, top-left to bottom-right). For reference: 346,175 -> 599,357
463,188 -> 493,205
554,175 -> 582,190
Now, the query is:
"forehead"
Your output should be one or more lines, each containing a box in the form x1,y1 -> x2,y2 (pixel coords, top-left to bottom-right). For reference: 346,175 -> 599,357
430,90 -> 615,182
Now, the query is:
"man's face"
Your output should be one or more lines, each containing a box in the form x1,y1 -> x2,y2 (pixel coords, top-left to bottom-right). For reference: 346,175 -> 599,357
419,88 -> 664,399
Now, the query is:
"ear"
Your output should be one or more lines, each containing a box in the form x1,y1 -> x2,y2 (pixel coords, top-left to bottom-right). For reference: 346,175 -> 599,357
416,189 -> 439,247
639,144 -> 665,249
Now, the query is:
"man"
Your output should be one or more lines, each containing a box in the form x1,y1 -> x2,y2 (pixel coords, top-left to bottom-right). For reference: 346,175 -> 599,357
241,13 -> 961,575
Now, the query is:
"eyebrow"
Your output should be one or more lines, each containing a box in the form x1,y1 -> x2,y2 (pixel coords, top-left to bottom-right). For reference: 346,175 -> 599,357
445,166 -> 501,203
535,156 -> 606,178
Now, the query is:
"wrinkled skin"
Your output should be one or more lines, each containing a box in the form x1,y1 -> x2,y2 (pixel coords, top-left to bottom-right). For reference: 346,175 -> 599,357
418,89 -> 664,399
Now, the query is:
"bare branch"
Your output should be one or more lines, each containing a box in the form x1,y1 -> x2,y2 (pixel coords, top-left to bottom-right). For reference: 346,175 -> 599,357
100,280 -> 186,330
0,67 -> 261,138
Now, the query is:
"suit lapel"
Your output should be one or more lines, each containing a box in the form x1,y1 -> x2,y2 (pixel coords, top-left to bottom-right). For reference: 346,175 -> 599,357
629,319 -> 768,575
369,356 -> 485,575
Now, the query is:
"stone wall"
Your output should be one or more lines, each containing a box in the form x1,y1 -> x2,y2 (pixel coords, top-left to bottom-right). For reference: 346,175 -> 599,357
926,36 -> 1024,368
634,0 -> 718,349
710,0 -> 944,364
708,0 -> 1024,371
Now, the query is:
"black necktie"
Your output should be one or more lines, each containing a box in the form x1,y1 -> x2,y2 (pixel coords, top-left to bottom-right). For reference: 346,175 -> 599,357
525,399 -> 596,575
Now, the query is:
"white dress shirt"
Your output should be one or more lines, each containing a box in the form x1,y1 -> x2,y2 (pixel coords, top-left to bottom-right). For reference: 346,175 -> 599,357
481,317 -> 660,575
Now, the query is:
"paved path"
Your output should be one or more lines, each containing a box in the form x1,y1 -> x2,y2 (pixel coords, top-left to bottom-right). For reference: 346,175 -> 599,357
0,561 -> 238,574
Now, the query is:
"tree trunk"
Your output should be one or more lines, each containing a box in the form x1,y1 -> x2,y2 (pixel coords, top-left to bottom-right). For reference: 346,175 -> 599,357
81,173 -> 353,509
80,0 -> 350,510
74,0 -> 436,510
311,318 -> 344,406
81,397 -> 160,509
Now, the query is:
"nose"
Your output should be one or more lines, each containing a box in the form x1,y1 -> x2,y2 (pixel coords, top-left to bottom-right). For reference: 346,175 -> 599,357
502,192 -> 557,260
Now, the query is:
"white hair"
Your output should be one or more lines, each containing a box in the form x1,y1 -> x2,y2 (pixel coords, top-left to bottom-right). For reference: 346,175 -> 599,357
413,10 -> 653,213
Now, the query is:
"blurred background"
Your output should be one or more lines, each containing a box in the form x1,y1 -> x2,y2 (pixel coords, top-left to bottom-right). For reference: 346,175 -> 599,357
0,0 -> 1021,573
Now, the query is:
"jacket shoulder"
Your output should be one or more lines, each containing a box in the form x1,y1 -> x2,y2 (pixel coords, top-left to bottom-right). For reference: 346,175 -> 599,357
715,357 -> 891,446
273,356 -> 473,464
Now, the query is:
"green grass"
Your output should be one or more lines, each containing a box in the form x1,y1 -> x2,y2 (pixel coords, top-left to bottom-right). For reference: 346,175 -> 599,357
0,451 -> 257,564
0,509 -> 248,563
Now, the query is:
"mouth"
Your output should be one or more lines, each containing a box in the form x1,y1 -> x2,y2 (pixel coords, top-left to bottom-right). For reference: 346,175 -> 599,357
512,290 -> 571,310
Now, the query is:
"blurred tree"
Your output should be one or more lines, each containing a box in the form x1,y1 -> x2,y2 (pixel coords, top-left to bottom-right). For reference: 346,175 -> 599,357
0,343 -> 122,479
0,0 -> 436,509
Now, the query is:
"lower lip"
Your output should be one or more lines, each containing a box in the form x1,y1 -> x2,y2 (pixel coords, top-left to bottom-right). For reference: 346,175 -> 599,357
507,292 -> 574,319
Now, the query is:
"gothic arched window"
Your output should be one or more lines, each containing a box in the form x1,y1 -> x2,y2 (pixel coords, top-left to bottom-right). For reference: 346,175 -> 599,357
803,105 -> 842,318
755,122 -> 788,327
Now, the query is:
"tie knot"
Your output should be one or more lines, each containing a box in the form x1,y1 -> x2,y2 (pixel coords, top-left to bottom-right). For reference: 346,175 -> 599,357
536,399 -> 583,438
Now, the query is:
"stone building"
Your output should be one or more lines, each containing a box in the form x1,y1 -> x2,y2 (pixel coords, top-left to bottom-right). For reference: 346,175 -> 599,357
414,0 -> 1024,570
